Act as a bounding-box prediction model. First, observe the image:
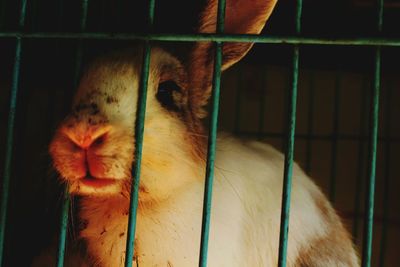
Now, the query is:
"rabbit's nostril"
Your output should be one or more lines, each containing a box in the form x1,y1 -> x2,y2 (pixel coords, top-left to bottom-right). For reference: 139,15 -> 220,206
62,125 -> 111,150
92,133 -> 106,146
70,139 -> 82,151
80,131 -> 108,149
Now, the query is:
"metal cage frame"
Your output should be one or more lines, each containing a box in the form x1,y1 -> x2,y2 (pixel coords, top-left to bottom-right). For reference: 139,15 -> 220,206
0,0 -> 390,266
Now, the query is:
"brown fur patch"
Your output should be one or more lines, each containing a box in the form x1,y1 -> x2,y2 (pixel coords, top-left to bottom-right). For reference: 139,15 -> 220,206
313,191 -> 337,225
294,192 -> 359,267
294,228 -> 359,266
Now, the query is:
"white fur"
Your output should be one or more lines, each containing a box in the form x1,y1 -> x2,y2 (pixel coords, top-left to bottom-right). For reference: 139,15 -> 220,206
80,136 -> 334,266
47,47 -> 359,266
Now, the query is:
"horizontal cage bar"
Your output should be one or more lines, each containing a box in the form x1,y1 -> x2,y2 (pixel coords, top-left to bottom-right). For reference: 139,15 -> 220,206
1,32 -> 400,46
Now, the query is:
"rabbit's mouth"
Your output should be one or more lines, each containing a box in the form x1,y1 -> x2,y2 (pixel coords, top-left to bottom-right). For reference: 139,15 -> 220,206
80,175 -> 117,188
68,175 -> 123,195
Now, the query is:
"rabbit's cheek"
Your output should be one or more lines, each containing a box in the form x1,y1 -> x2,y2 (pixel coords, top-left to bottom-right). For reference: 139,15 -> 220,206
67,152 -> 87,179
51,143 -> 87,181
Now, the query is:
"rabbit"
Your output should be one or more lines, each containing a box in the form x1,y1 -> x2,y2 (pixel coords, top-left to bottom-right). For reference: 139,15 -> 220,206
48,0 -> 360,266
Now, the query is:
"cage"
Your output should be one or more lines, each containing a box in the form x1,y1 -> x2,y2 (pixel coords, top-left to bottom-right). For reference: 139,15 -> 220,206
0,0 -> 399,266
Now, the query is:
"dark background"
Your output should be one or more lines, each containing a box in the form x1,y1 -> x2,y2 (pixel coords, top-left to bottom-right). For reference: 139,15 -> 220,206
1,0 -> 399,266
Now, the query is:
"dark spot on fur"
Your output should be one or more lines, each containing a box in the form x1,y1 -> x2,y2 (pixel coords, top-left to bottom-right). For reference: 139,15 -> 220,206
98,118 -> 109,124
106,96 -> 118,104
119,232 -> 125,237
73,102 -> 99,115
90,103 -> 99,115
100,228 -> 107,235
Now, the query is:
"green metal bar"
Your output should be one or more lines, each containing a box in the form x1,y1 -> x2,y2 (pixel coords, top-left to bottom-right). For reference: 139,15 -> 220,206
80,0 -> 89,31
199,1 -> 225,266
361,0 -> 383,264
361,45 -> 381,267
199,41 -> 222,267
329,73 -> 341,202
234,131 -> 397,143
124,1 -> 155,266
0,0 -> 27,265
0,40 -> 22,267
124,43 -> 151,267
352,77 -> 369,241
379,81 -> 392,267
56,1 -> 89,266
278,0 -> 302,265
56,188 -> 70,267
305,71 -> 315,174
2,32 -> 400,46
278,45 -> 299,267
377,0 -> 384,32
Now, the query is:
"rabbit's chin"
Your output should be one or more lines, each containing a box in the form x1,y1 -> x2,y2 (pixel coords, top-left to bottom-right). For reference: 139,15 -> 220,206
68,177 -> 125,197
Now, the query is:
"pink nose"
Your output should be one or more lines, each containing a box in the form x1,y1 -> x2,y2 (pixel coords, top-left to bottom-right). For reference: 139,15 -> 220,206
64,125 -> 112,150
56,125 -> 112,178
79,132 -> 106,149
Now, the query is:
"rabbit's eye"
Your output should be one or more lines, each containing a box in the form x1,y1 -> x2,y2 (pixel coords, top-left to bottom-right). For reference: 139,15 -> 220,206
156,80 -> 182,112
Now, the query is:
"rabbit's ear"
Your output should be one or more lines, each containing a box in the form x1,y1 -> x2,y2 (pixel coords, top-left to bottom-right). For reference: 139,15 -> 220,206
188,0 -> 277,118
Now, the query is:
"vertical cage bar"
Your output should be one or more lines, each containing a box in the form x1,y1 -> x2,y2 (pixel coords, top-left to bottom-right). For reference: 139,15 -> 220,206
0,0 -> 27,265
199,0 -> 226,266
124,1 -> 155,266
278,0 -> 302,266
56,189 -> 70,267
329,73 -> 341,202
378,81 -> 392,267
361,0 -> 383,265
277,45 -> 299,267
124,43 -> 151,267
305,71 -> 315,174
199,42 -> 223,267
361,45 -> 381,267
56,1 -> 89,267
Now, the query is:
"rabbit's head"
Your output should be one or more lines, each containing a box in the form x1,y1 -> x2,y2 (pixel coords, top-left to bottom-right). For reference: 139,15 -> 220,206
49,0 -> 277,202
